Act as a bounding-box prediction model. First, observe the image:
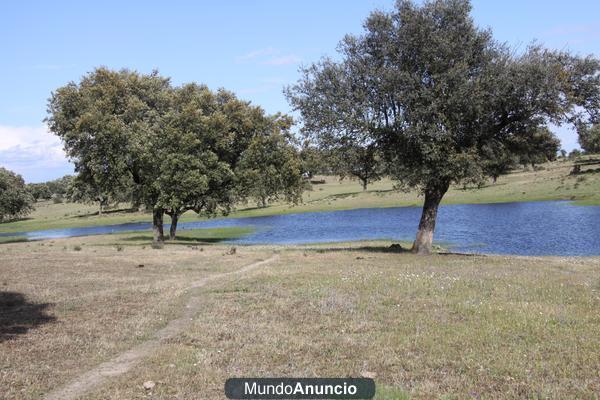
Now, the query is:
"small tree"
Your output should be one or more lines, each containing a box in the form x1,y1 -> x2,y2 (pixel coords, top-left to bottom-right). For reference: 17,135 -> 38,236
67,173 -> 132,214
568,149 -> 582,160
0,167 -> 34,222
513,127 -> 561,168
287,0 -> 599,254
46,175 -> 73,198
236,117 -> 304,208
481,141 -> 518,183
559,149 -> 567,159
329,142 -> 383,190
578,124 -> 600,154
27,183 -> 52,201
299,141 -> 331,178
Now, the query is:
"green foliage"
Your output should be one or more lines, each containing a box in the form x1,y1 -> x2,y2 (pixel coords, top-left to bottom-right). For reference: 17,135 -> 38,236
578,124 -> 600,153
286,0 -> 599,252
0,167 -> 34,222
27,182 -> 52,200
560,149 -> 567,159
236,118 -> 304,207
287,1 -> 595,191
329,142 -> 383,190
480,141 -> 519,182
47,68 -> 303,240
568,149 -> 582,160
25,175 -> 74,203
513,127 -> 561,168
298,141 -> 338,178
45,175 -> 73,197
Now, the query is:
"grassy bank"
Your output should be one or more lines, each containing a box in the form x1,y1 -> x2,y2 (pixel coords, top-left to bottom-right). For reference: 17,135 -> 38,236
1,157 -> 599,235
1,237 -> 599,399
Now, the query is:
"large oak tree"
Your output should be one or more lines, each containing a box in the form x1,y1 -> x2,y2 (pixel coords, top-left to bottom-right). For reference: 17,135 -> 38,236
47,68 -> 303,242
286,0 -> 600,254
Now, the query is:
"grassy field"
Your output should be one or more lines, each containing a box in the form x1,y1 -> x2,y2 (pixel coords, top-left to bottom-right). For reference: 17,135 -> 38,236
1,236 -> 599,399
1,157 -> 599,235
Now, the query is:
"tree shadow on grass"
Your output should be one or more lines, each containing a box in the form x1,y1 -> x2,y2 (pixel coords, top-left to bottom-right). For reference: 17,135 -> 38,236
0,236 -> 28,245
575,158 -> 600,166
578,167 -> 600,174
0,291 -> 55,342
307,244 -> 412,254
305,244 -> 480,257
120,235 -> 231,244
74,207 -> 141,219
307,188 -> 396,203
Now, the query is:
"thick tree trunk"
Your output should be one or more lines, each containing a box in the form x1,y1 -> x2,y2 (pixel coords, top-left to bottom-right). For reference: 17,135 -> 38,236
169,213 -> 179,240
361,179 -> 368,191
260,196 -> 267,208
411,181 -> 450,255
152,208 -> 164,243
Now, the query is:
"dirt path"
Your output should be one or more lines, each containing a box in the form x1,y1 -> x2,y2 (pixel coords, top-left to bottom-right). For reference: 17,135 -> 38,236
44,254 -> 279,400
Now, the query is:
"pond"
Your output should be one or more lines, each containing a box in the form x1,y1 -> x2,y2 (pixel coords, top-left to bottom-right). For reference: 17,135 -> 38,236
1,201 -> 599,256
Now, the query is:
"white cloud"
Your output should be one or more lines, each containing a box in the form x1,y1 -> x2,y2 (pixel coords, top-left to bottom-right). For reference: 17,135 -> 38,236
0,125 -> 70,180
262,55 -> 301,66
236,48 -> 301,66
235,47 -> 277,63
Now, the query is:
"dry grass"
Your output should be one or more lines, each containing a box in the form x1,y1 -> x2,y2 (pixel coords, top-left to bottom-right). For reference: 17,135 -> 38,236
1,239 -> 599,399
0,237 -> 271,399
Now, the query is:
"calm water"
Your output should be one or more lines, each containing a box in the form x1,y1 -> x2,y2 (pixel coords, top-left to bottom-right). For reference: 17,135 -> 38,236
2,201 -> 599,256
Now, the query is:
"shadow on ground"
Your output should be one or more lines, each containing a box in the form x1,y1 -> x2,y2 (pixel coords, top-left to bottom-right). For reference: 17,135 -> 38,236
0,291 -> 55,342
307,244 -> 412,254
120,235 -> 230,244
305,244 -> 480,257
75,207 -> 141,218
307,188 -> 396,203
575,157 -> 600,166
0,236 -> 28,245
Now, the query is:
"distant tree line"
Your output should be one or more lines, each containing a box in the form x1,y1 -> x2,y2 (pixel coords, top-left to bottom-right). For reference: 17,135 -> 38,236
27,175 -> 73,202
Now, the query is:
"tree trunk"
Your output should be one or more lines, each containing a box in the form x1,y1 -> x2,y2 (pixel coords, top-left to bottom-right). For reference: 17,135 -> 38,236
98,197 -> 106,215
411,181 -> 449,255
361,178 -> 368,191
169,213 -> 179,240
152,208 -> 164,243
260,196 -> 267,208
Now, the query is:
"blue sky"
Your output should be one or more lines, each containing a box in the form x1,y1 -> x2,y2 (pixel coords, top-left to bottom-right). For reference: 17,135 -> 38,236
1,1 -> 599,182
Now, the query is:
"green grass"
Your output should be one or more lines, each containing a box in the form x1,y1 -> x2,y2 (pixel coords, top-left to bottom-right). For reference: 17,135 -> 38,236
0,235 -> 28,244
1,157 -> 599,234
374,385 -> 411,399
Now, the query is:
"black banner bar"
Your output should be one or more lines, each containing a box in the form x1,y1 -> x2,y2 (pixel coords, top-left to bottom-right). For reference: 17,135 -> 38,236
224,378 -> 375,399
